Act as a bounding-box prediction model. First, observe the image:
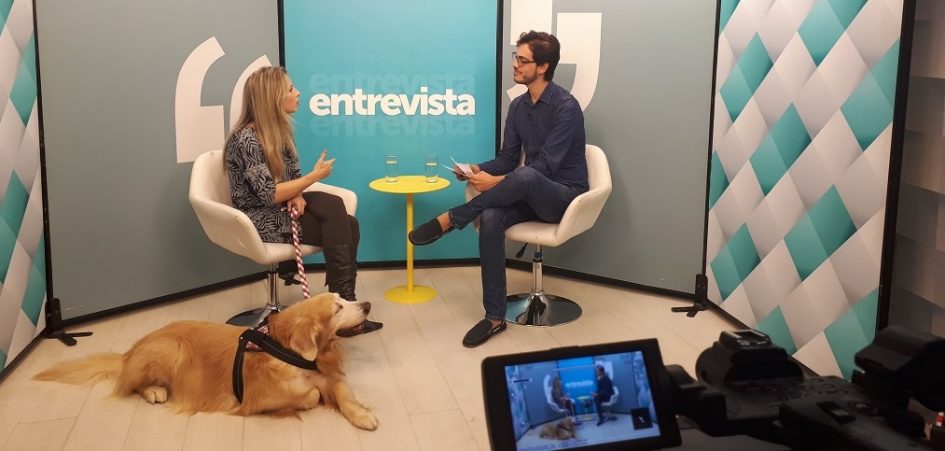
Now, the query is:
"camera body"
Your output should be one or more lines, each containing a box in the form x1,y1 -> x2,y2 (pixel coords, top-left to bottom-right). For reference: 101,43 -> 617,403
668,326 -> 943,450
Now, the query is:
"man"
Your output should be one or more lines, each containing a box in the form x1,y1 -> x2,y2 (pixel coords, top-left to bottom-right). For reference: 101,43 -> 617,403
592,365 -> 615,426
409,31 -> 587,348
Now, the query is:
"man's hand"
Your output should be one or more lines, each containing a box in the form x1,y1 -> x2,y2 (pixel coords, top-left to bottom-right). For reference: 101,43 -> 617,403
454,163 -> 481,181
286,195 -> 306,215
310,149 -> 335,182
467,170 -> 502,192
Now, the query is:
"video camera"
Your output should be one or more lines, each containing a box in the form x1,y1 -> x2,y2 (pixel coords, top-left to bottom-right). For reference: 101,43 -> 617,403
668,325 -> 945,450
481,326 -> 945,450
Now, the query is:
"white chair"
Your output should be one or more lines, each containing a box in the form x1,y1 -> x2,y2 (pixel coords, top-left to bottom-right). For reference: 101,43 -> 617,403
543,374 -> 573,417
466,145 -> 612,326
594,360 -> 619,420
188,150 -> 357,327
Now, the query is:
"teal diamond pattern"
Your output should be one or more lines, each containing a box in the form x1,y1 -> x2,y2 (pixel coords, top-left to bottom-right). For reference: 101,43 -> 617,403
721,34 -> 773,122
0,0 -> 12,29
798,0 -> 846,66
750,105 -> 810,194
784,215 -> 828,280
785,187 -> 855,280
720,66 -> 752,122
740,36 -> 773,94
0,350 -> 6,371
873,43 -> 900,105
1,173 -> 29,237
824,290 -> 876,379
756,306 -> 797,355
750,135 -> 786,195
719,0 -> 740,33
22,260 -> 45,324
711,224 -> 760,300
708,152 -> 728,209
826,0 -> 866,29
842,74 -> 893,150
11,34 -> 37,124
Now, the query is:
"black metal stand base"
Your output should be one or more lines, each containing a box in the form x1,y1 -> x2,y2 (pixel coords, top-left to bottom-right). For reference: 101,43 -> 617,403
672,274 -> 711,318
42,298 -> 92,346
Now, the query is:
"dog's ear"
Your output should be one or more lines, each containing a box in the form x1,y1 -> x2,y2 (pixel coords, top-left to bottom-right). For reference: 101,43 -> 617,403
287,320 -> 320,361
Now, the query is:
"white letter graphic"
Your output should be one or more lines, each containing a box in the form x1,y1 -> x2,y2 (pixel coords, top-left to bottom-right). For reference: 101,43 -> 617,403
175,37 -> 225,164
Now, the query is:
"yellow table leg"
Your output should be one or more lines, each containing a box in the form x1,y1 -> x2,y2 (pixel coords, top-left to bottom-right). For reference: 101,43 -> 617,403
385,193 -> 437,303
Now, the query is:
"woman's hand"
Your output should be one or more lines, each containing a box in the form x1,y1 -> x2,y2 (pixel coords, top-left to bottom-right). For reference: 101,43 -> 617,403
286,195 -> 306,215
310,149 -> 335,182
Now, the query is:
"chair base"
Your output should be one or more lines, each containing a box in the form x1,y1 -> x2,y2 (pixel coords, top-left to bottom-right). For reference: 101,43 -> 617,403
505,291 -> 582,326
226,305 -> 282,328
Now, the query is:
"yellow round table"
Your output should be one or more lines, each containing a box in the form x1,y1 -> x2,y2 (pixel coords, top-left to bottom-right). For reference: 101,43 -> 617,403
369,175 -> 450,303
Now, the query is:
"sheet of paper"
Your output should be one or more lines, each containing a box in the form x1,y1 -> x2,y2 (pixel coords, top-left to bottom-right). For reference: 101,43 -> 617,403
450,156 -> 473,176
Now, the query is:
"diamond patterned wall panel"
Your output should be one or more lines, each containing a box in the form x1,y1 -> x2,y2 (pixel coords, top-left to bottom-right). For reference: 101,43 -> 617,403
707,0 -> 906,377
0,0 -> 44,375
889,0 -> 945,339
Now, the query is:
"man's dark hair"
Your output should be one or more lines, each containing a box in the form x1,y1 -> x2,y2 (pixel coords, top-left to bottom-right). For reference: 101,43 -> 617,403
516,31 -> 560,81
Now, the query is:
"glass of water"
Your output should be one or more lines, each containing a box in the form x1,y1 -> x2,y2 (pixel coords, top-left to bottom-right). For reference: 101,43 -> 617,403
385,154 -> 398,182
425,154 -> 438,183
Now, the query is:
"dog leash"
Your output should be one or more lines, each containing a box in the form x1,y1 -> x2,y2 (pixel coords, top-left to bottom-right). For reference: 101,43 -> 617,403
288,206 -> 311,299
232,327 -> 319,403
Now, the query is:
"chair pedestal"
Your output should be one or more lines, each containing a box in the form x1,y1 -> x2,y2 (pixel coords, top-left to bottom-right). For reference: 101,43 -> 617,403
505,246 -> 582,326
227,264 -> 283,327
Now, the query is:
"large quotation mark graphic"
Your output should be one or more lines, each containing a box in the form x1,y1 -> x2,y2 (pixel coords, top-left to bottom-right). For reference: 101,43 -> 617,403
507,0 -> 601,111
175,37 -> 272,163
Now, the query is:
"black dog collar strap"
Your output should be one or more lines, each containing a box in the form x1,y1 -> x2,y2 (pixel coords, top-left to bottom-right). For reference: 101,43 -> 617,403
232,329 -> 319,403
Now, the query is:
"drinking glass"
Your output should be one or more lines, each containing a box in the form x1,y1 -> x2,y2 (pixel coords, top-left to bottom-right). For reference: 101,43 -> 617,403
425,154 -> 438,183
385,154 -> 398,182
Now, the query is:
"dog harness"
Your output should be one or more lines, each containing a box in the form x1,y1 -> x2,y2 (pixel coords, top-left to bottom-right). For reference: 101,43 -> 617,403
232,324 -> 319,403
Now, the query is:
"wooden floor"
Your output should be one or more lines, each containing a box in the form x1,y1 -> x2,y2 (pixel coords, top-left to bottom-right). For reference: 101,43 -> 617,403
0,267 -> 737,451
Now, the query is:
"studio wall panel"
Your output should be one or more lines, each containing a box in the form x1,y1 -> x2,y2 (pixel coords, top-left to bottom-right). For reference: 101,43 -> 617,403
36,0 -> 279,319
889,0 -> 945,338
0,0 -> 45,375
283,0 -> 498,262
706,0 -> 911,377
501,0 -> 717,293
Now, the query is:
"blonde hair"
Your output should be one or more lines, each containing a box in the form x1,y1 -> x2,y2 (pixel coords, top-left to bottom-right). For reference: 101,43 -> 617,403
225,66 -> 297,181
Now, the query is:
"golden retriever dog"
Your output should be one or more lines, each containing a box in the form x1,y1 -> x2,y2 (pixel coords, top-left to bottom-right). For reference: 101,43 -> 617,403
539,416 -> 577,440
34,293 -> 378,430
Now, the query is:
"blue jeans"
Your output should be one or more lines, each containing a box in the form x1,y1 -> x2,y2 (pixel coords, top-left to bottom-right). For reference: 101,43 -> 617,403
448,166 -> 583,321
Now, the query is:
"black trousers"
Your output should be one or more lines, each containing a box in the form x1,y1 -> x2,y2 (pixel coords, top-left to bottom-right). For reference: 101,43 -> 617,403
297,191 -> 359,248
279,191 -> 359,278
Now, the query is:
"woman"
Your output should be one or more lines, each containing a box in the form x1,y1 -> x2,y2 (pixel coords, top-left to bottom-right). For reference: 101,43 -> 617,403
223,66 -> 381,336
551,376 -> 576,418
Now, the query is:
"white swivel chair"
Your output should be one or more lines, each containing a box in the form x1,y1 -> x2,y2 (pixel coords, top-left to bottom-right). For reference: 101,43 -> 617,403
543,374 -> 573,418
466,145 -> 612,326
188,150 -> 357,327
594,360 -> 619,421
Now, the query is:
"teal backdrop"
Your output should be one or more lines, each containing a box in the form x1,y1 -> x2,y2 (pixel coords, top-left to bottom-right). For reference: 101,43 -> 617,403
284,0 -> 498,263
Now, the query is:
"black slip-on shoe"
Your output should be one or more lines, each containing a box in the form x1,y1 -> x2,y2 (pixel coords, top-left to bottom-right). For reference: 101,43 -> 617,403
462,319 -> 506,348
337,319 -> 383,337
408,218 -> 454,246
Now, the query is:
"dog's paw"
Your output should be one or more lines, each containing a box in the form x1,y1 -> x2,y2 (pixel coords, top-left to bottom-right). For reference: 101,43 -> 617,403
348,408 -> 379,431
140,386 -> 168,404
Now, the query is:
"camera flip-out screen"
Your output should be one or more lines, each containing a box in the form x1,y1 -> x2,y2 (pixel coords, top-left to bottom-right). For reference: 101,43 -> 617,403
482,339 -> 681,451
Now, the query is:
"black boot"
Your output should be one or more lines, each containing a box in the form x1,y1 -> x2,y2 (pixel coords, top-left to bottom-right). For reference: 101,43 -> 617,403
324,244 -> 382,337
324,244 -> 357,301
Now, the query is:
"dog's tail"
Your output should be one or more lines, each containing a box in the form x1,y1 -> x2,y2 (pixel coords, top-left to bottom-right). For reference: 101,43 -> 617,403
33,353 -> 123,385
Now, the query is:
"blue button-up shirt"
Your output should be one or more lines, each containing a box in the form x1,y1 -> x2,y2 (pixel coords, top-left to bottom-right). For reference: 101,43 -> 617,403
479,81 -> 588,191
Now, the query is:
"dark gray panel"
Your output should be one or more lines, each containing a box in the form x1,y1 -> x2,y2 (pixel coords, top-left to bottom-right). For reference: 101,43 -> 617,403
501,0 -> 715,292
36,0 -> 278,319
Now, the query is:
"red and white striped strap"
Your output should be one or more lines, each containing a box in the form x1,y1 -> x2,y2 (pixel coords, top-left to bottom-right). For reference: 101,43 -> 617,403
288,206 -> 310,298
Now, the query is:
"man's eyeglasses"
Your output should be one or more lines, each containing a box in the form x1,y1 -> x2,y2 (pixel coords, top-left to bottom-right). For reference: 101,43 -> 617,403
512,52 -> 536,67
